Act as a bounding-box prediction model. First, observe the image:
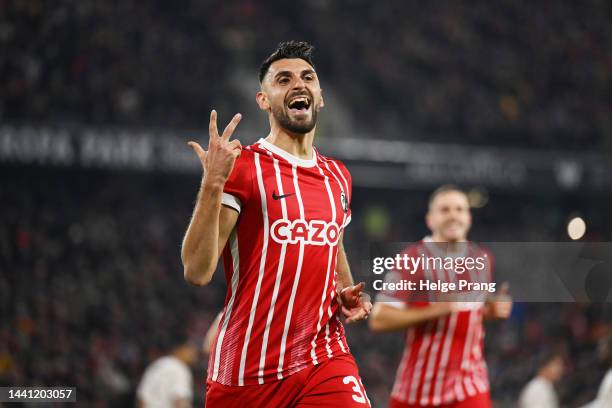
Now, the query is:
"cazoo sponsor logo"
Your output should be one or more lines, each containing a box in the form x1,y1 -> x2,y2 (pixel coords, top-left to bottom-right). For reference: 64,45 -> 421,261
271,219 -> 341,246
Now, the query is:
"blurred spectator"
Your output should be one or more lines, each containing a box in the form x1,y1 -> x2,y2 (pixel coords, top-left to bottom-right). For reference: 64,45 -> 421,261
136,333 -> 198,408
518,351 -> 564,408
581,333 -> 612,408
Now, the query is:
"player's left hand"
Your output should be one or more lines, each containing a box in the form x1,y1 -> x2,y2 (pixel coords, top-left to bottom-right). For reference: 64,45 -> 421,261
339,282 -> 373,324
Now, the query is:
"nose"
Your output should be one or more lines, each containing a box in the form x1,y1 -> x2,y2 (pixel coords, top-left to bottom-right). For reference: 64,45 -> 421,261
292,77 -> 306,90
446,211 -> 460,222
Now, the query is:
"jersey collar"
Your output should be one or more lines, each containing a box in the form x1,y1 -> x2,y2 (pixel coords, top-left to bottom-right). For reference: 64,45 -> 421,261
257,138 -> 317,168
423,235 -> 469,258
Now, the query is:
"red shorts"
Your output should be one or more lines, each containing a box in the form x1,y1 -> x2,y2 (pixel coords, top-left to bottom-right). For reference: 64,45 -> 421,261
390,392 -> 491,408
206,354 -> 371,407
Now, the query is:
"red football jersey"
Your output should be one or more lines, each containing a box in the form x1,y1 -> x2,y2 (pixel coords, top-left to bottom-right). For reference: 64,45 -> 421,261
208,138 -> 353,386
377,239 -> 493,406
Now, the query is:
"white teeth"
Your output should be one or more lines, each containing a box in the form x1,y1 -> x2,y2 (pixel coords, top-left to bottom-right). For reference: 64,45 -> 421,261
289,96 -> 309,105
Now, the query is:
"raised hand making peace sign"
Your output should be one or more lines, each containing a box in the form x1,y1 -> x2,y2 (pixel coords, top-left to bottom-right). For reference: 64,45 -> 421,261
188,110 -> 243,185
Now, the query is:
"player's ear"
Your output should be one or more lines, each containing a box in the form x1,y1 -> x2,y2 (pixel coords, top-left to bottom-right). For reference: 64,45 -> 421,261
256,91 -> 270,111
319,89 -> 325,109
425,211 -> 433,231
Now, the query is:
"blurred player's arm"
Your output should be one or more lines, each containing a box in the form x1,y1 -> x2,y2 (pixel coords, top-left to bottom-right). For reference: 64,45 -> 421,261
203,312 -> 222,355
369,302 -> 456,332
181,110 -> 242,286
336,234 -> 372,323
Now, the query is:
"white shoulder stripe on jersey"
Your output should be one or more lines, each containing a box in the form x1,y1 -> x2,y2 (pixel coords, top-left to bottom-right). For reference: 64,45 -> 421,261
238,152 -> 270,386
222,192 -> 242,213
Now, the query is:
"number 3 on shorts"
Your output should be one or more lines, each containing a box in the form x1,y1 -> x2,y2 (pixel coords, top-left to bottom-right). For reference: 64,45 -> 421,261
342,375 -> 370,405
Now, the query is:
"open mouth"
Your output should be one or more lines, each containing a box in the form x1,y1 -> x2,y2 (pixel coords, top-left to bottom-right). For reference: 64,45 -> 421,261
445,223 -> 463,232
287,95 -> 311,114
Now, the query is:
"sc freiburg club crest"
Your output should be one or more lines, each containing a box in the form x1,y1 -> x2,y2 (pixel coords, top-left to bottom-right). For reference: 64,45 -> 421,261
340,192 -> 348,213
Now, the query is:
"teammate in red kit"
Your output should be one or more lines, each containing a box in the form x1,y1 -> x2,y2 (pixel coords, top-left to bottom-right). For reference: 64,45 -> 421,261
181,41 -> 372,407
369,185 -> 513,408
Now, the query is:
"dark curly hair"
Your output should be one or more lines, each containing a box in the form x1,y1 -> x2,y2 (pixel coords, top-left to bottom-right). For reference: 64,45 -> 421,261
259,41 -> 316,83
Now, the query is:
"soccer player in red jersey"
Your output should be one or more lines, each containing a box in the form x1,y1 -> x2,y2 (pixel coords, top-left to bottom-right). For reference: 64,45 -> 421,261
181,41 -> 372,407
369,186 -> 513,408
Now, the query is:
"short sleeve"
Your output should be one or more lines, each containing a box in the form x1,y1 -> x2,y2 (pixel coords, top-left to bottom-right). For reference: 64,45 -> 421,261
222,150 -> 253,213
376,270 -> 408,308
334,160 -> 352,228
345,169 -> 352,227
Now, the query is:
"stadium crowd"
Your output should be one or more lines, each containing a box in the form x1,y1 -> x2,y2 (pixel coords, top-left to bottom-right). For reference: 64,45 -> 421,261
1,168 -> 610,407
2,0 -> 612,150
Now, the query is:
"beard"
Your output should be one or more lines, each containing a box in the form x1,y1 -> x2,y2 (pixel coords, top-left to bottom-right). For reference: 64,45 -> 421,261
271,104 -> 319,134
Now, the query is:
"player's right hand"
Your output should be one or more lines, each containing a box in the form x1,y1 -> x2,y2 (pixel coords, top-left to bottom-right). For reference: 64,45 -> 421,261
188,109 -> 242,185
339,282 -> 373,324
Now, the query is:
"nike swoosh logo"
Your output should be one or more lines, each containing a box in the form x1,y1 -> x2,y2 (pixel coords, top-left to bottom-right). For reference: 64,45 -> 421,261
272,190 -> 295,200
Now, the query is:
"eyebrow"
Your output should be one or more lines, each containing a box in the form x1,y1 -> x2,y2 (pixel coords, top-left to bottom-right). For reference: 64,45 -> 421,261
273,69 -> 316,79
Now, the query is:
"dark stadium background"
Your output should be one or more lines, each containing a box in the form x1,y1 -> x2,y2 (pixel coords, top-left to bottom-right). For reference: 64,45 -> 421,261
1,1 -> 611,406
